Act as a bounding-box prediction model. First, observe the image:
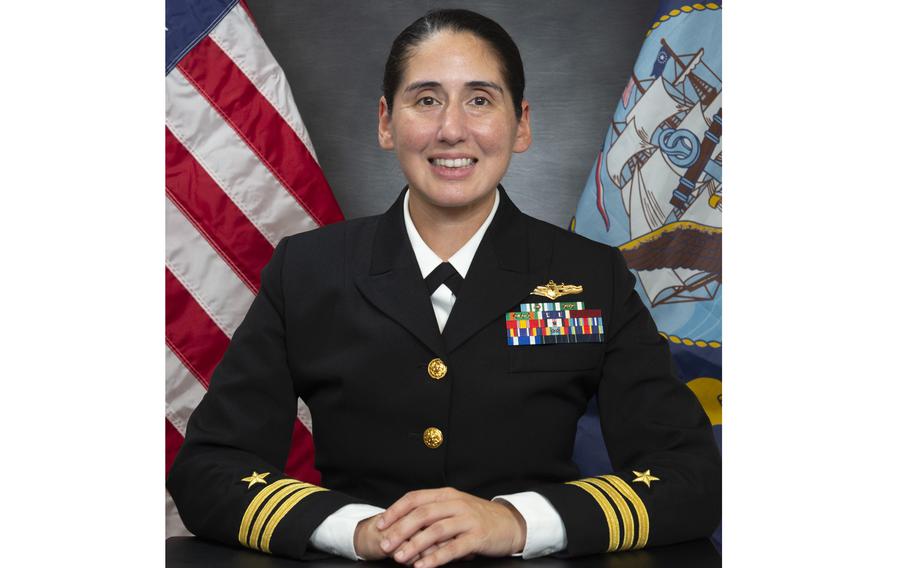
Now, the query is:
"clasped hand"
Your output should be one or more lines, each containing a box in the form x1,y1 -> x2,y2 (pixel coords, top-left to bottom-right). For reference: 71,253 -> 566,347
354,488 -> 527,568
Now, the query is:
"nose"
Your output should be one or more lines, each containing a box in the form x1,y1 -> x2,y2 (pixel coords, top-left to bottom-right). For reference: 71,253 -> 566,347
437,102 -> 467,144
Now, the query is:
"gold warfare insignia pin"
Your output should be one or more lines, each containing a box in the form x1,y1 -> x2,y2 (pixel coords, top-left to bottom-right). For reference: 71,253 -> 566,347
632,470 -> 660,488
241,471 -> 270,489
531,280 -> 583,300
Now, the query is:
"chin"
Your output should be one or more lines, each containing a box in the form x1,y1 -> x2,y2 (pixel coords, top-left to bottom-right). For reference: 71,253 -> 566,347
418,185 -> 495,211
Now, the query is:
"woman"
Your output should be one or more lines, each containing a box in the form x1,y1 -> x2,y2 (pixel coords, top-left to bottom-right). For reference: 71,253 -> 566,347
168,9 -> 720,566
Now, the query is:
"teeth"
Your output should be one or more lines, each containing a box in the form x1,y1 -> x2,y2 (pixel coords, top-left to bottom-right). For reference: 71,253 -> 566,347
432,158 -> 475,168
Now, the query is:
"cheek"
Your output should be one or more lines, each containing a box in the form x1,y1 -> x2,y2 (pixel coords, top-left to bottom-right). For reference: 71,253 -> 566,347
393,120 -> 435,153
477,123 -> 517,155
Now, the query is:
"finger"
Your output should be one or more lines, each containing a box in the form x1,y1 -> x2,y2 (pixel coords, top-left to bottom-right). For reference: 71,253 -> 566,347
393,520 -> 462,564
422,539 -> 453,556
401,539 -> 443,566
378,488 -> 458,530
392,519 -> 464,565
381,501 -> 461,554
404,540 -> 452,566
414,537 -> 470,568
412,543 -> 440,565
417,539 -> 450,559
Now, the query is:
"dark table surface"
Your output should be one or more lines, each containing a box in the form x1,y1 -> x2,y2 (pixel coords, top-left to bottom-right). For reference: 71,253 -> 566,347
166,537 -> 720,568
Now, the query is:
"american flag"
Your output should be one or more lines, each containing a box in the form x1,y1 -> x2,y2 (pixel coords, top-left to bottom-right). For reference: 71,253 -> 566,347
165,0 -> 342,536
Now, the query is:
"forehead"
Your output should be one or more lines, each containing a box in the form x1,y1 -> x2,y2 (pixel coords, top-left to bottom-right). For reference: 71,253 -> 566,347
400,31 -> 506,88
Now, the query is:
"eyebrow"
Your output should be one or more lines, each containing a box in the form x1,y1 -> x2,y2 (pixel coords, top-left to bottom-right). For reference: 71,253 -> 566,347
467,81 -> 504,94
402,80 -> 504,94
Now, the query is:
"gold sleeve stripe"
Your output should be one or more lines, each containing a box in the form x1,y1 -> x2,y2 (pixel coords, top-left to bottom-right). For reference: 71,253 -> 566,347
238,479 -> 302,547
585,477 -> 635,551
601,475 -> 649,549
248,482 -> 314,550
566,480 -> 620,552
261,486 -> 329,553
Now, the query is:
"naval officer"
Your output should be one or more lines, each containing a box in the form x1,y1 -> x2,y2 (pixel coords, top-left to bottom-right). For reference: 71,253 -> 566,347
167,8 -> 721,565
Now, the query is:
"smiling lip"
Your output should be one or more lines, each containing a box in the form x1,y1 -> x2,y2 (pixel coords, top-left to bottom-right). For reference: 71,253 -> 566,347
431,157 -> 475,167
429,156 -> 477,180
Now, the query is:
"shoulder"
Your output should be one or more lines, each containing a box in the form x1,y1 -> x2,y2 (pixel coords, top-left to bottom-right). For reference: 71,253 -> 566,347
263,216 -> 382,287
522,212 -> 622,266
280,215 -> 380,259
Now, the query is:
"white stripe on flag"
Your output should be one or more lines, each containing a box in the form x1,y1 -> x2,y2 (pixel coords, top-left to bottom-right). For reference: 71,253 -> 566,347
165,195 -> 256,337
165,68 -> 319,246
165,346 -> 208,435
208,4 -> 320,162
297,399 -> 313,432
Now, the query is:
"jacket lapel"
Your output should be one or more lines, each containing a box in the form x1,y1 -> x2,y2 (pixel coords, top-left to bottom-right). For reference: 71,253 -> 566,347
354,189 -> 447,357
442,189 -> 551,353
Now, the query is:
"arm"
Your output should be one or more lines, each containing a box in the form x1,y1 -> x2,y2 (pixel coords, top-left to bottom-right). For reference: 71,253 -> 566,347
167,238 -> 371,560
532,247 -> 721,555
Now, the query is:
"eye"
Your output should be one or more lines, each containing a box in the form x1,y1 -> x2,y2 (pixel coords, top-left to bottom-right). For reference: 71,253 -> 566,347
470,96 -> 490,106
417,96 -> 438,106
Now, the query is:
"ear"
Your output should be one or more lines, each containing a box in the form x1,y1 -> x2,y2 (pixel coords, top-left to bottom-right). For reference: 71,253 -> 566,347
512,100 -> 532,154
378,96 -> 395,150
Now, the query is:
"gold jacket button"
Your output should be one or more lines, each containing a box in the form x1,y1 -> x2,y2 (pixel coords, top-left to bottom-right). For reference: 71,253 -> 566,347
423,427 -> 443,449
427,358 -> 447,380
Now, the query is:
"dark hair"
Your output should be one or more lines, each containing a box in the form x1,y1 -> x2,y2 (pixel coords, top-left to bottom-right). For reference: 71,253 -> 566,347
382,9 -> 525,119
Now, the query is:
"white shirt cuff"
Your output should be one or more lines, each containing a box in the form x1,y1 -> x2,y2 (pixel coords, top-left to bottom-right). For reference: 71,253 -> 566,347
309,503 -> 385,560
494,491 -> 567,559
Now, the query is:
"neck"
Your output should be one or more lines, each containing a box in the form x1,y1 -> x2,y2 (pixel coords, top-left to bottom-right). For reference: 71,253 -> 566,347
407,189 -> 496,260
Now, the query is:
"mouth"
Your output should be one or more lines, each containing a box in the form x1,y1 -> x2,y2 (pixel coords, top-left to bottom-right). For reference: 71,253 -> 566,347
429,157 -> 478,169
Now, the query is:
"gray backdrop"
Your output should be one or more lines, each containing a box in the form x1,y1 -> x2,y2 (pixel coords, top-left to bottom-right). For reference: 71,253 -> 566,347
246,0 -> 658,227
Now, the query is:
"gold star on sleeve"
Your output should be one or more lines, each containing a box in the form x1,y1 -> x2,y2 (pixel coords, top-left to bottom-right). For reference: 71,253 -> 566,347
241,471 -> 270,489
632,470 -> 660,488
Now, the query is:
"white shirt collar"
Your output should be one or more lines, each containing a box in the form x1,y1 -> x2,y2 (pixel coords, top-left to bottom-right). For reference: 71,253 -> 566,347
403,188 -> 500,279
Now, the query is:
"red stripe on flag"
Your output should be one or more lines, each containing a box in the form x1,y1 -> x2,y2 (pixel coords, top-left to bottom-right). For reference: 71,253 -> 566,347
177,37 -> 343,227
165,267 -> 230,388
166,418 -> 184,477
286,420 -> 321,484
165,127 -> 273,292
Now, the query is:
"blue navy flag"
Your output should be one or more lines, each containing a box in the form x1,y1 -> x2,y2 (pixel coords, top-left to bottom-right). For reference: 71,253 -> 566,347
570,0 -> 722,548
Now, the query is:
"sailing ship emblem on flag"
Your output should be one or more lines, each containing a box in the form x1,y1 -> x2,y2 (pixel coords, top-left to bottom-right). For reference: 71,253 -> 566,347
602,35 -> 722,310
572,1 -> 722,324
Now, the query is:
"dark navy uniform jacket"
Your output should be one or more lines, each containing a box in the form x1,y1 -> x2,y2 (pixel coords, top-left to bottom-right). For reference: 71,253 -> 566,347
167,187 -> 721,560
